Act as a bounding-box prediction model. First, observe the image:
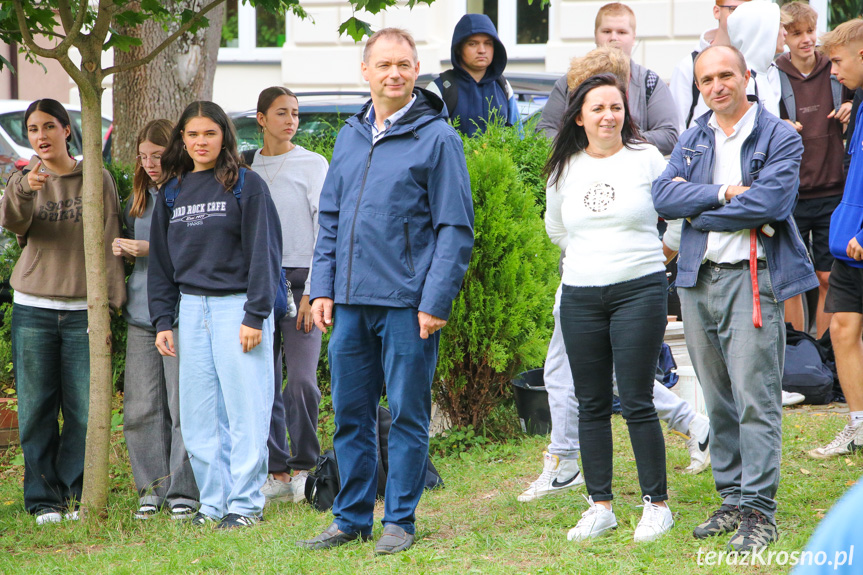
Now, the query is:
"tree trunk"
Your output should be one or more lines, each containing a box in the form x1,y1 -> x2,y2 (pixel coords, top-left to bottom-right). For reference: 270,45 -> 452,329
112,0 -> 225,166
71,52 -> 113,516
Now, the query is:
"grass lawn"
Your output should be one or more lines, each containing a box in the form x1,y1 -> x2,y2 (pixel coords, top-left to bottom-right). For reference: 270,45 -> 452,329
0,405 -> 858,574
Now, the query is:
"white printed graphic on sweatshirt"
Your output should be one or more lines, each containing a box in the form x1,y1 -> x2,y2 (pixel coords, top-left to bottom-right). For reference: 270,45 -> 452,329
170,201 -> 228,226
583,183 -> 615,213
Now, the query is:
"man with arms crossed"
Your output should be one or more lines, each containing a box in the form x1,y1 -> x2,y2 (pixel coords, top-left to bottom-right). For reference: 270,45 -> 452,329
298,28 -> 474,555
653,45 -> 816,553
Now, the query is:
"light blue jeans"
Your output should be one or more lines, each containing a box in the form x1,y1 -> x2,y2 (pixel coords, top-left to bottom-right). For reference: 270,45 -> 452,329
178,294 -> 274,519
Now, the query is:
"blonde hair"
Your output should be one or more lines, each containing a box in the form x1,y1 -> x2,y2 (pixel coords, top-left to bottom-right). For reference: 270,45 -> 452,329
595,2 -> 636,35
363,28 -> 417,64
819,18 -> 863,54
567,46 -> 630,91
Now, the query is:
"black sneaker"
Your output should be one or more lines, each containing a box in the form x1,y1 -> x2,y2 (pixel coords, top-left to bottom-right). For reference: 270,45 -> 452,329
170,504 -> 196,520
191,512 -> 217,526
134,504 -> 159,520
693,504 -> 741,539
216,513 -> 259,529
727,508 -> 778,553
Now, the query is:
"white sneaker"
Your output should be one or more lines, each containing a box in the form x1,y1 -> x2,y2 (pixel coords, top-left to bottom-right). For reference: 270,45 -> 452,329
286,471 -> 309,503
518,452 -> 584,502
261,474 -> 293,502
633,496 -> 674,542
64,510 -> 79,521
808,421 -> 863,459
567,496 -> 617,541
684,413 -> 711,474
35,510 -> 62,525
782,390 -> 806,407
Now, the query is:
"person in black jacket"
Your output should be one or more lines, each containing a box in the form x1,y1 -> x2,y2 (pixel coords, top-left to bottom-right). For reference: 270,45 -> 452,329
148,101 -> 283,530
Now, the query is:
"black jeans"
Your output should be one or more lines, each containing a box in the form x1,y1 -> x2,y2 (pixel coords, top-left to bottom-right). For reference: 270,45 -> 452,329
559,271 -> 668,502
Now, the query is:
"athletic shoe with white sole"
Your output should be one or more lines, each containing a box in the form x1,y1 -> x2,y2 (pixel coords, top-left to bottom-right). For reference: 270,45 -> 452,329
684,413 -> 711,474
170,504 -> 197,520
35,509 -> 62,525
134,504 -> 158,520
808,421 -> 863,459
517,451 -> 584,502
782,390 -> 806,407
633,496 -> 674,542
261,474 -> 293,502
567,496 -> 617,541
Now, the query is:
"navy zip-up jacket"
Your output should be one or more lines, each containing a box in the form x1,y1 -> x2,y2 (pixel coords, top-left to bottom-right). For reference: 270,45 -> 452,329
310,89 -> 474,320
148,169 -> 283,331
652,100 -> 818,302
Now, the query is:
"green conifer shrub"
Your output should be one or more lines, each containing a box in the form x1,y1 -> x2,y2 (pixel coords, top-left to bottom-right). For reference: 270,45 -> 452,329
433,124 -> 559,429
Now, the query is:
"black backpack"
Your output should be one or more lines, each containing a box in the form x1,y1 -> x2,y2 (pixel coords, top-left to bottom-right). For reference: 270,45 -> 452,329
782,323 -> 836,404
161,167 -> 291,322
304,406 -> 445,512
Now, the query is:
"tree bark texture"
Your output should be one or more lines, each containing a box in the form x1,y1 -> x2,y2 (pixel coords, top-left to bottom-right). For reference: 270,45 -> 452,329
75,40 -> 113,517
112,1 -> 225,166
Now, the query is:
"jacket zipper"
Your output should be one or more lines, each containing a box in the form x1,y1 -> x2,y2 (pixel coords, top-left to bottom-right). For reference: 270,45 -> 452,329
403,220 -> 414,274
345,143 -> 375,303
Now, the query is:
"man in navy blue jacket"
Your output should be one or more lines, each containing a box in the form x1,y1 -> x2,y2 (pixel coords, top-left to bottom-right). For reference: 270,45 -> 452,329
299,28 -> 474,555
653,45 -> 816,554
426,13 -> 521,137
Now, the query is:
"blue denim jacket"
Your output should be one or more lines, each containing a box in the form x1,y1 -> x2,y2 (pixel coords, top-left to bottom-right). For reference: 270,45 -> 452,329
652,101 -> 818,302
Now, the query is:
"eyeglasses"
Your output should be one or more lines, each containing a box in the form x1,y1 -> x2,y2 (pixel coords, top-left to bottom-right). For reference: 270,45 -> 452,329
716,4 -> 737,11
136,154 -> 162,164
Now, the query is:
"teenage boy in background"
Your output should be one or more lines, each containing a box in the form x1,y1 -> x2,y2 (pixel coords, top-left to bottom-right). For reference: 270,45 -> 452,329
776,2 -> 853,338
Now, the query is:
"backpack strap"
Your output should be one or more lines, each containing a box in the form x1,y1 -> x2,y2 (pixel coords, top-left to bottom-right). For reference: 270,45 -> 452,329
778,68 -> 796,123
241,148 -> 257,166
645,70 -> 659,103
436,69 -> 460,120
686,50 -> 700,129
162,177 -> 181,211
231,167 -> 246,205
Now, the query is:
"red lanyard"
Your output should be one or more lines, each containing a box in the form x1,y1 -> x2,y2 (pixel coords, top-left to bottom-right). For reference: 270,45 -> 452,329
750,228 -> 762,328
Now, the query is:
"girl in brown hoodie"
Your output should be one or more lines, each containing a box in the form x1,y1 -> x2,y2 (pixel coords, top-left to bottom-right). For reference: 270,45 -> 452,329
0,99 -> 125,524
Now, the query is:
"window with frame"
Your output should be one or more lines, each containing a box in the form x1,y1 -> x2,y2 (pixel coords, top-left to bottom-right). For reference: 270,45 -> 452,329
219,0 -> 287,62
467,0 -> 549,59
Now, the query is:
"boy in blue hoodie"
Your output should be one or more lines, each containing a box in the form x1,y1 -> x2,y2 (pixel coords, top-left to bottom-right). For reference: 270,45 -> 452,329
809,19 -> 863,460
426,13 -> 522,137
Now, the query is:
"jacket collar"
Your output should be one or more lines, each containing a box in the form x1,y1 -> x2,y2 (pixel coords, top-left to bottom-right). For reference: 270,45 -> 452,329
347,88 -> 447,139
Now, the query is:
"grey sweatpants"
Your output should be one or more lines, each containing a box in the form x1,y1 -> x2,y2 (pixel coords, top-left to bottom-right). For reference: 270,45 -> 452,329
123,324 -> 199,508
545,284 -> 696,459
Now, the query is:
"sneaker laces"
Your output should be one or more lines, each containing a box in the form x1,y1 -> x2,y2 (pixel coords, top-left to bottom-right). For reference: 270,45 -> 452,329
637,496 -> 663,521
737,509 -> 765,535
822,423 -> 861,451
527,454 -> 558,489
577,495 -> 606,523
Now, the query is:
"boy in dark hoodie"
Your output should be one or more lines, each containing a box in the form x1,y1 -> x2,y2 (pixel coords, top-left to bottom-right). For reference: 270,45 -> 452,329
808,18 -> 863,461
776,2 -> 854,338
426,13 -> 522,137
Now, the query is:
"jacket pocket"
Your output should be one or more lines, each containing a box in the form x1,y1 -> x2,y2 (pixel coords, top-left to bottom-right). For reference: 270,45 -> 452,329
403,219 -> 415,275
21,248 -> 42,279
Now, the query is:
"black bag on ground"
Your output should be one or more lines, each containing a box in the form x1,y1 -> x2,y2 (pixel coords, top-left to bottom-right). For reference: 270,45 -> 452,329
304,450 -> 341,512
304,406 -> 445,511
783,323 -> 835,404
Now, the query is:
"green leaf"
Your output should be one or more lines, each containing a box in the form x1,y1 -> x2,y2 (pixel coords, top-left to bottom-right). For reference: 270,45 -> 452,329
11,453 -> 24,466
0,53 -> 14,74
104,32 -> 143,53
338,16 -> 374,42
114,9 -> 151,27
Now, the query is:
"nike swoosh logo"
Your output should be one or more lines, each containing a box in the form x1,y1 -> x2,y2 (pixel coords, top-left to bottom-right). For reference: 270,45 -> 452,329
551,471 -> 580,488
699,437 -> 709,452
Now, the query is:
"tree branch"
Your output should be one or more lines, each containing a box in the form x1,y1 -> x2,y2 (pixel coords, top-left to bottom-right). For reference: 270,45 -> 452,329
103,0 -> 227,77
92,0 -> 121,46
12,0 -> 88,59
58,0 -> 74,33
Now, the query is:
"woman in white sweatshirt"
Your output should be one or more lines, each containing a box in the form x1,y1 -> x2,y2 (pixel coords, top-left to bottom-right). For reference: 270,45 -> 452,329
544,74 -> 673,543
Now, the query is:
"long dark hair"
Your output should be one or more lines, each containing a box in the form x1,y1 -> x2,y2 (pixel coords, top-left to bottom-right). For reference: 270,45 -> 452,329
543,74 -> 644,188
256,86 -> 298,133
161,101 -> 242,191
24,99 -> 72,156
130,119 -> 172,218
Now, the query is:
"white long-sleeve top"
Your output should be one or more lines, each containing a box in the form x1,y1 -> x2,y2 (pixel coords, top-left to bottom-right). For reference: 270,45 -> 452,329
545,144 -> 668,287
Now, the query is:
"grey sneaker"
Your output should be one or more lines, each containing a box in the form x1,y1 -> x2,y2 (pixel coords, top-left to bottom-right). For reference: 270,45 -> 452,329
375,524 -> 415,555
727,508 -> 778,553
261,474 -> 293,502
808,422 -> 863,459
693,504 -> 741,539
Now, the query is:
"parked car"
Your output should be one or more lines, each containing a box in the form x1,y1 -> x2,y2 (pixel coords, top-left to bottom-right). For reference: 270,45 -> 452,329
231,92 -> 370,152
0,100 -> 111,183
